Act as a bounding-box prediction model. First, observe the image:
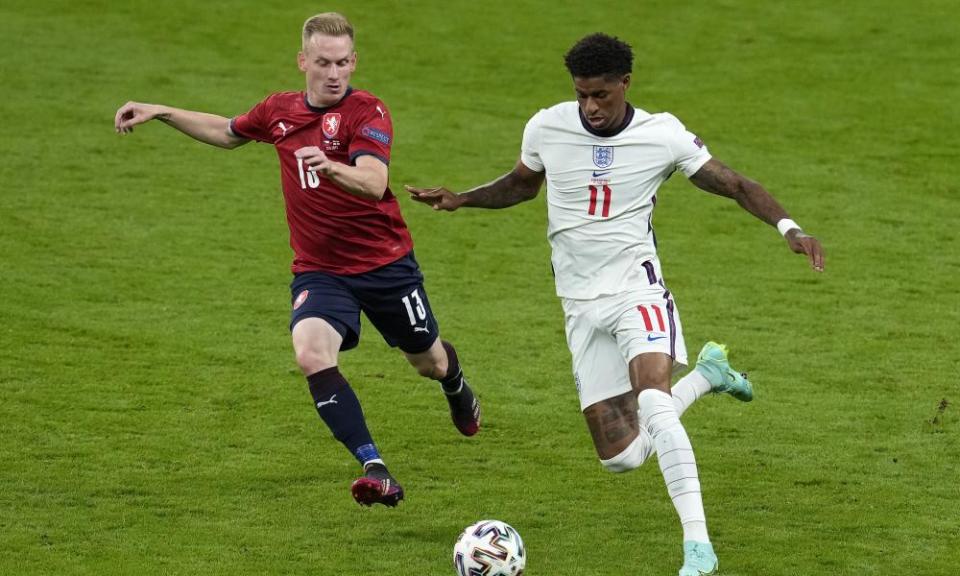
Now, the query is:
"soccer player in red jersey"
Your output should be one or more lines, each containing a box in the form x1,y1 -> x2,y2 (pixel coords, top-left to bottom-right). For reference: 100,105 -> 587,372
114,12 -> 480,507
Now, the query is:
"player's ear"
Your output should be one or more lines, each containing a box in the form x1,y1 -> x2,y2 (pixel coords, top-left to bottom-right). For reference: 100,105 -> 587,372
622,73 -> 631,91
297,51 -> 307,72
351,51 -> 358,70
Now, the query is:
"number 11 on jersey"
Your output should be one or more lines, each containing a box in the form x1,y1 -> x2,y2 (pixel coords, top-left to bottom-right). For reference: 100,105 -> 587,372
588,184 -> 612,217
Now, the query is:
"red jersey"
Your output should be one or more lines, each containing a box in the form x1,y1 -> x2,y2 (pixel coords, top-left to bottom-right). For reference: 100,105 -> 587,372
230,89 -> 413,275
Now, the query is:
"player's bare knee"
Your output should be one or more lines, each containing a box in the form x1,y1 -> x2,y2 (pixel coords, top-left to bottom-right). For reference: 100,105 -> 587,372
412,358 -> 445,379
432,356 -> 449,379
405,342 -> 447,379
295,348 -> 337,375
413,362 -> 434,378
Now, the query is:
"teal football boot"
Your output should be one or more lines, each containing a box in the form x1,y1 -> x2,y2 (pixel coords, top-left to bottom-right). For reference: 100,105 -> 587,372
679,541 -> 718,576
695,342 -> 753,402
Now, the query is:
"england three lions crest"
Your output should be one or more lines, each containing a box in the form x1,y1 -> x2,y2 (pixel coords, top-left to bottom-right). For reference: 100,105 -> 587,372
593,146 -> 614,168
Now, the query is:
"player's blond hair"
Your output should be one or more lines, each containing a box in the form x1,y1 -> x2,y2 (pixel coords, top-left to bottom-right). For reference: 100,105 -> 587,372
302,12 -> 354,49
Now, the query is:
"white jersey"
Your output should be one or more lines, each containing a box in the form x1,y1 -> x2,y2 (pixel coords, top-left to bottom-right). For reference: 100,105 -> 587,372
520,102 -> 711,299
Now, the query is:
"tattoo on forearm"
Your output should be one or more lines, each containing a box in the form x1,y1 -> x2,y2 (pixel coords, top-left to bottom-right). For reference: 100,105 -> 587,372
464,172 -> 536,208
692,160 -> 787,226
691,161 -> 740,197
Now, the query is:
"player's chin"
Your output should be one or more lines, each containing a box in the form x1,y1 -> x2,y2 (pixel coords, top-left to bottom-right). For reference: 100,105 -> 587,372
313,86 -> 345,105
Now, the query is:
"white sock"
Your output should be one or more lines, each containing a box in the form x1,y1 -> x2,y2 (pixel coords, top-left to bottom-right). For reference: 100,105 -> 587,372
599,429 -> 654,472
671,370 -> 711,417
638,389 -> 710,543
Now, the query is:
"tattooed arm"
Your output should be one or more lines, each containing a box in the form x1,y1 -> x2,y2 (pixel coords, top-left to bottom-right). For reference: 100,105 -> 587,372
690,158 -> 825,271
405,159 -> 545,211
690,158 -> 790,224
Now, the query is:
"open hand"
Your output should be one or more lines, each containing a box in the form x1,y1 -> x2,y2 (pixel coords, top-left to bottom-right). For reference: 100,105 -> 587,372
404,185 -> 463,211
786,229 -> 825,272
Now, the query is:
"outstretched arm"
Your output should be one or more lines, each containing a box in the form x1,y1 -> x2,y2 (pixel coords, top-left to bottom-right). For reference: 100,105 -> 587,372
690,158 -> 824,271
114,101 -> 248,149
405,159 -> 545,211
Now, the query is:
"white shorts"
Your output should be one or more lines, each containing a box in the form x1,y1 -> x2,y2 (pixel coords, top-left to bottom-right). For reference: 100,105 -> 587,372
562,285 -> 687,411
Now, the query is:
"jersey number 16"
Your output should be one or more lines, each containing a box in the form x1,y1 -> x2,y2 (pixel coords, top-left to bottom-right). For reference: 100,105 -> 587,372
297,157 -> 321,189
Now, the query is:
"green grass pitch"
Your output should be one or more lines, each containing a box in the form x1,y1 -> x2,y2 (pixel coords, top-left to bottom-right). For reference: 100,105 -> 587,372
1,1 -> 958,574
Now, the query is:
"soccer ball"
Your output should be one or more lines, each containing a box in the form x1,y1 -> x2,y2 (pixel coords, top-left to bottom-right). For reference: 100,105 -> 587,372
453,519 -> 526,576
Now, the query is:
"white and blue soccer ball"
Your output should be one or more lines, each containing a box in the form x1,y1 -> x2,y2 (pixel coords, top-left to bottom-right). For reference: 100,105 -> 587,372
453,519 -> 526,576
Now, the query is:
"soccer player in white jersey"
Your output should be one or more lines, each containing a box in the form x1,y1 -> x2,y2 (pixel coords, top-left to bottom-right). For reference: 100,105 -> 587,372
407,33 -> 824,575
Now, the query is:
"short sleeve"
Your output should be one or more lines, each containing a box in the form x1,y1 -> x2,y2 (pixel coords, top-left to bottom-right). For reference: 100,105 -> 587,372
230,95 -> 275,143
349,100 -> 392,166
520,110 -> 546,172
664,114 -> 711,177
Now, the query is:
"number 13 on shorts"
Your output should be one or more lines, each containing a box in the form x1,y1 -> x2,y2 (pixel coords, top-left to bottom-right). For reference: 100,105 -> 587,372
401,289 -> 426,325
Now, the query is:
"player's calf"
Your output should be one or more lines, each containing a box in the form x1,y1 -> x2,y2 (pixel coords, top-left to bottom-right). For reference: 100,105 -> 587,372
307,367 -> 401,505
639,389 -> 710,544
438,340 -> 481,436
405,338 -> 481,436
307,367 -> 383,466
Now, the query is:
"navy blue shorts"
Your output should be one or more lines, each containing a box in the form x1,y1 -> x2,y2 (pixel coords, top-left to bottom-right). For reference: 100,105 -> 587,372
290,252 -> 440,354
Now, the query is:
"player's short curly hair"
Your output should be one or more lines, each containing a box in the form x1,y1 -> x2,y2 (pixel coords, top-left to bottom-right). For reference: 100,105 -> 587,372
564,33 -> 633,79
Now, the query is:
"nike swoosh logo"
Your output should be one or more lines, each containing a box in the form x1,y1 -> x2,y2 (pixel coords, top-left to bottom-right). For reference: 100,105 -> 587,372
592,170 -> 611,177
647,335 -> 667,342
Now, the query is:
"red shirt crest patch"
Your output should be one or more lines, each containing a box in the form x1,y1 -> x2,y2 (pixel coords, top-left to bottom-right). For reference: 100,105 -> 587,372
293,290 -> 309,310
322,113 -> 341,139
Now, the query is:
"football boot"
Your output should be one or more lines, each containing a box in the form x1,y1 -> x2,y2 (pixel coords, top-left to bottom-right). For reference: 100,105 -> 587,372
679,541 -> 719,576
351,463 -> 404,507
695,341 -> 753,402
446,379 -> 481,436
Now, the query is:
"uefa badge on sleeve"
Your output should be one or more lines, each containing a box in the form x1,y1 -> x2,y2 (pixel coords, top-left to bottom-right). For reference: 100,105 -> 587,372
592,145 -> 614,168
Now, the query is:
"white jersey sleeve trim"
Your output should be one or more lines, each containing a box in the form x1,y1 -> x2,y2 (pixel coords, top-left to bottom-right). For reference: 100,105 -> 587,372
683,151 -> 712,178
662,113 -> 712,178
